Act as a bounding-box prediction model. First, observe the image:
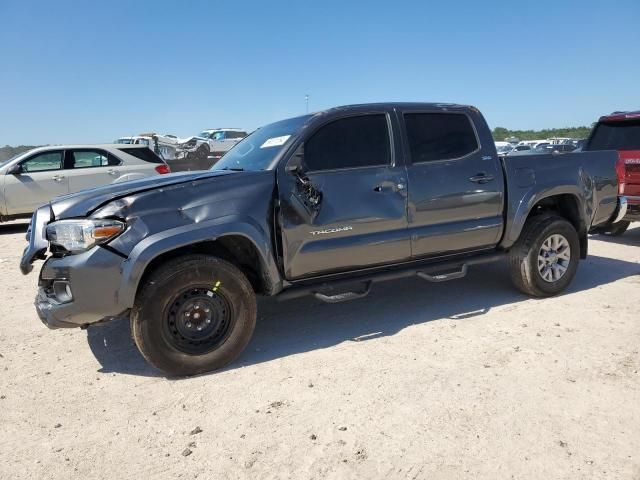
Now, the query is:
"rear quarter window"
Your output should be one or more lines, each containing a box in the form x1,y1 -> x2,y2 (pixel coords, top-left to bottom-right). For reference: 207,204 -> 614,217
117,147 -> 165,164
588,120 -> 640,151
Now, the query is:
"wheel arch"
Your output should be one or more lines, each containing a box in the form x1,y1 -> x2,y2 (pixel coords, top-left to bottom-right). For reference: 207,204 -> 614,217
118,219 -> 282,309
502,190 -> 588,258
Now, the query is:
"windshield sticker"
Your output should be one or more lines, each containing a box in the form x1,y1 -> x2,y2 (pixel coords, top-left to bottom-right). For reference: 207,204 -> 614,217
260,135 -> 290,149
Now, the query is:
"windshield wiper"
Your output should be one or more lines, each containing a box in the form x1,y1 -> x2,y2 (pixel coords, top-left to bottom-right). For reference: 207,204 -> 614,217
219,167 -> 245,171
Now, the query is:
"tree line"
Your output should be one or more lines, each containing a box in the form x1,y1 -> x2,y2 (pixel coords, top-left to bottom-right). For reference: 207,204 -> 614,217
0,145 -> 41,162
492,126 -> 593,142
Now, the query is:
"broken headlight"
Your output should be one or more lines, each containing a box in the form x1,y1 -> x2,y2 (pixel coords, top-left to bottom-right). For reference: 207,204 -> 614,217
46,219 -> 125,253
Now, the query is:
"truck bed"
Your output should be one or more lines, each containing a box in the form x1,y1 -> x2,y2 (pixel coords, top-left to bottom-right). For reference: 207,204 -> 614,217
500,150 -> 620,248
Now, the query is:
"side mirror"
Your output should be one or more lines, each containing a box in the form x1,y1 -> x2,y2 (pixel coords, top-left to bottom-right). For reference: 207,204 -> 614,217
285,144 -> 305,175
7,164 -> 23,175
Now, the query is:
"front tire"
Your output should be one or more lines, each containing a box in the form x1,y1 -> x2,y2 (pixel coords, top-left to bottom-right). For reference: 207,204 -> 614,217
509,215 -> 580,297
195,144 -> 210,166
131,255 -> 257,376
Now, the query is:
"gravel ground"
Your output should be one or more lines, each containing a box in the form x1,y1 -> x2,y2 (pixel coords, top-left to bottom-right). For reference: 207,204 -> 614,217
0,220 -> 639,479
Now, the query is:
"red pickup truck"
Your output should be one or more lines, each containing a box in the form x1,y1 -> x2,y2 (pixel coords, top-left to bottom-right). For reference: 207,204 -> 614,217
586,110 -> 640,235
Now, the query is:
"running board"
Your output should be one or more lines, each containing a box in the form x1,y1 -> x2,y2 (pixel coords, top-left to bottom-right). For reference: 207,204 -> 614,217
277,251 -> 504,303
417,264 -> 468,282
312,281 -> 372,304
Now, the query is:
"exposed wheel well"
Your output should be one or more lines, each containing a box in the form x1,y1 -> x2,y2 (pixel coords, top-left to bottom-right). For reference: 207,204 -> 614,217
137,236 -> 266,299
525,194 -> 587,258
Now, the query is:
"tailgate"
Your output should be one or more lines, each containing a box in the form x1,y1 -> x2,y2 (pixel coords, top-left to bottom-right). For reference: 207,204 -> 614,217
620,150 -> 640,198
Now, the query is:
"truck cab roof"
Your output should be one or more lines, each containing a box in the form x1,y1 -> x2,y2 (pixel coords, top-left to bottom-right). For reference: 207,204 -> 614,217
599,111 -> 640,122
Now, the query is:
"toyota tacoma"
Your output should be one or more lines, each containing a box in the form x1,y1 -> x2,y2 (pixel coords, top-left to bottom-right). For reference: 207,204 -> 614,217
20,103 -> 626,376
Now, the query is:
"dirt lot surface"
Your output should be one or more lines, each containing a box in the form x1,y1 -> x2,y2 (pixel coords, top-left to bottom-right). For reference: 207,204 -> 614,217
0,220 -> 639,479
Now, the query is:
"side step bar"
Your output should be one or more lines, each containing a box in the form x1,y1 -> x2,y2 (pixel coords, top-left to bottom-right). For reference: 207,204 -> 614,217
313,281 -> 372,304
278,251 -> 505,303
417,264 -> 468,283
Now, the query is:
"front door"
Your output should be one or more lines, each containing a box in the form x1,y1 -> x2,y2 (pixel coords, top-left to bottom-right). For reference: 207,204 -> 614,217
400,110 -> 504,258
278,112 -> 410,280
4,150 -> 69,215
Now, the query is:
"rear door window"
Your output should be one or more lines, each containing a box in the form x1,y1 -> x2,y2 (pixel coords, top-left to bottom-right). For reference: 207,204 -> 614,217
304,114 -> 391,171
70,149 -> 120,168
588,120 -> 640,150
404,113 -> 479,163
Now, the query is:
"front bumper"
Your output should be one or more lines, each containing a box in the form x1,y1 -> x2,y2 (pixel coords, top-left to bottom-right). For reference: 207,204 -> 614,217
35,246 -> 129,329
21,206 -> 131,328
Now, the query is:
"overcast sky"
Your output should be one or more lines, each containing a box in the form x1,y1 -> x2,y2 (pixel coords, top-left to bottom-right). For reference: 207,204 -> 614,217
1,0 -> 639,145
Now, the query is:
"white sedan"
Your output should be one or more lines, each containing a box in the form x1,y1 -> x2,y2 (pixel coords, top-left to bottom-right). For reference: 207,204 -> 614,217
0,144 -> 170,222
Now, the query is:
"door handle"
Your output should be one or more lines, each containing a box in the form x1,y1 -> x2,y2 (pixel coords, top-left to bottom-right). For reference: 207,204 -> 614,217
469,173 -> 494,184
107,169 -> 119,175
52,175 -> 65,182
374,182 -> 406,193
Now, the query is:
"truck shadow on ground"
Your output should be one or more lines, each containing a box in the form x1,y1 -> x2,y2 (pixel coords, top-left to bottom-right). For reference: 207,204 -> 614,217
86,254 -> 640,378
590,224 -> 640,246
0,221 -> 29,235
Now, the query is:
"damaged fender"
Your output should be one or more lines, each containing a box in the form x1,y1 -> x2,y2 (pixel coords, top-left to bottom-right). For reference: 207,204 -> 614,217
116,215 -> 283,309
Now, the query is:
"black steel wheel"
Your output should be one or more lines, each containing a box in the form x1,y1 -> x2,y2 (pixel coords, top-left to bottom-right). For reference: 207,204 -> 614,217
163,287 -> 234,355
131,255 -> 257,376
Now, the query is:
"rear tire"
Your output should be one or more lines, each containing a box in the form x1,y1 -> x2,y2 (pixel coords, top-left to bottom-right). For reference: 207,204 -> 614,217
131,254 -> 256,376
509,215 -> 580,297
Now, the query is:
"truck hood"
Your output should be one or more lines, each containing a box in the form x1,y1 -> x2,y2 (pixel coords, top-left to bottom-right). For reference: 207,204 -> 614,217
50,170 -> 234,219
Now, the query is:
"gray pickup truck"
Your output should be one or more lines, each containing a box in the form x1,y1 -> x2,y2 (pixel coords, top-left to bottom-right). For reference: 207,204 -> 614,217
20,103 -> 626,376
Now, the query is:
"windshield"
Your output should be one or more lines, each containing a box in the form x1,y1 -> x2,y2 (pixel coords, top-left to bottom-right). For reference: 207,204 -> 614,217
115,138 -> 134,144
0,150 -> 33,168
0,157 -> 15,169
589,120 -> 640,150
212,115 -> 310,171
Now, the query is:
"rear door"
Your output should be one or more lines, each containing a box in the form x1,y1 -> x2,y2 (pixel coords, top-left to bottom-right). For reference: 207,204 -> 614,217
400,109 -> 504,258
277,111 -> 410,280
65,149 -> 122,193
4,150 -> 69,215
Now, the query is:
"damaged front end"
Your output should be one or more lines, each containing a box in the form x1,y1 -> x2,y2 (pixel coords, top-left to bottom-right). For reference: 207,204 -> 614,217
21,205 -> 131,329
20,170 -> 281,329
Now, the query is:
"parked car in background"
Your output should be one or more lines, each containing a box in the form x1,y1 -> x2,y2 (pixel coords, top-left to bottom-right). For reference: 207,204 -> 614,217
585,110 -> 640,235
547,137 -> 574,145
573,139 -> 587,151
116,129 -> 248,172
197,128 -> 248,161
0,145 -> 170,222
495,141 -> 514,156
165,129 -> 248,172
116,135 -> 179,161
533,143 -> 577,154
507,144 -> 533,155
116,133 -> 209,166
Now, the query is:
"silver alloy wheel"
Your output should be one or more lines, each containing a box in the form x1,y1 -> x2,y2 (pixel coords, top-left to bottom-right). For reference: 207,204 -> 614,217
537,234 -> 571,283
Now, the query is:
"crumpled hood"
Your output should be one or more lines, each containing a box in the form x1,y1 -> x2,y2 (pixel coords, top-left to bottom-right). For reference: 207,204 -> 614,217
50,170 -> 234,219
